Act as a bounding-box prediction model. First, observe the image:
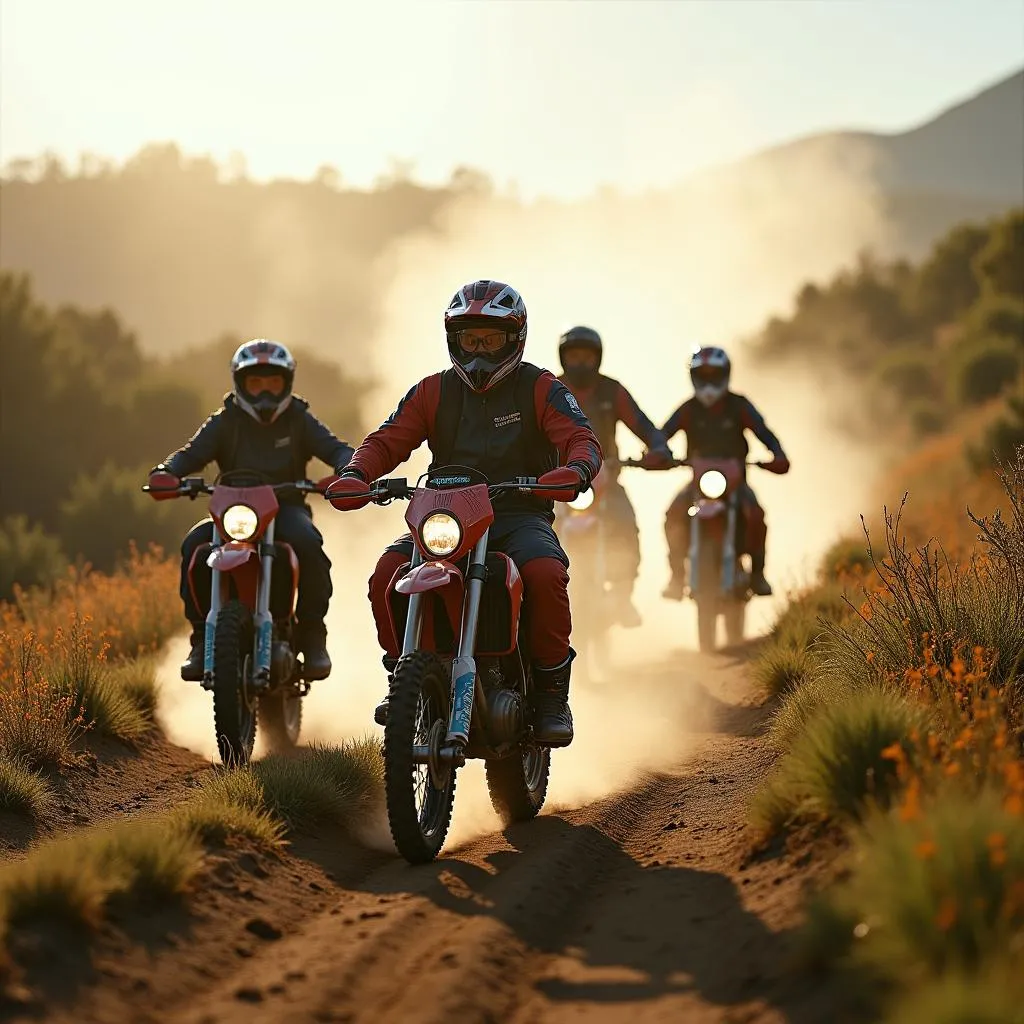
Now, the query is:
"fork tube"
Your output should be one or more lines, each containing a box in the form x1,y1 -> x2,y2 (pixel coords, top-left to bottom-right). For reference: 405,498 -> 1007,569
449,529 -> 490,745
722,500 -> 737,593
688,513 -> 701,594
203,524 -> 223,682
254,519 -> 275,682
401,548 -> 425,656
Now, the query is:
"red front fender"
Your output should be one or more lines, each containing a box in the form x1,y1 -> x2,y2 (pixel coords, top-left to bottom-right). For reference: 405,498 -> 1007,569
396,560 -> 463,594
207,542 -> 258,572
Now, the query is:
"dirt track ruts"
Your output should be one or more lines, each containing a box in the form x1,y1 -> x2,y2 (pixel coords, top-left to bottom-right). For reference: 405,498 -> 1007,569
5,647 -> 858,1024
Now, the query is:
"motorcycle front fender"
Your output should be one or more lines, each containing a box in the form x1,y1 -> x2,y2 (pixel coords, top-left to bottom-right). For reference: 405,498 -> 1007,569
691,499 -> 727,519
207,542 -> 258,572
396,560 -> 463,595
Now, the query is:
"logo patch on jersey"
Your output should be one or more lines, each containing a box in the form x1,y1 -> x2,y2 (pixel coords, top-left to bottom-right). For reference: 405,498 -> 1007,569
565,393 -> 583,417
493,411 -> 521,428
275,436 -> 292,448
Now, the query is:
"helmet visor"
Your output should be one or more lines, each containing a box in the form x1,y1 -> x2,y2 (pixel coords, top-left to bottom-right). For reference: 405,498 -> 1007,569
561,347 -> 600,370
452,326 -> 514,356
691,364 -> 727,386
242,372 -> 287,397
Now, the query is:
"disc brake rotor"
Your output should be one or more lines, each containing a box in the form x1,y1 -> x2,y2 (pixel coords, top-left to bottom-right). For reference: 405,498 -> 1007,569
426,718 -> 451,790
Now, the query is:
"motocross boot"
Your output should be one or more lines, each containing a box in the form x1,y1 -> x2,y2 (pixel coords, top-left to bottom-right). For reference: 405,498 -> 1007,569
750,554 -> 773,597
181,624 -> 205,681
373,657 -> 398,726
298,621 -> 332,680
533,653 -> 575,747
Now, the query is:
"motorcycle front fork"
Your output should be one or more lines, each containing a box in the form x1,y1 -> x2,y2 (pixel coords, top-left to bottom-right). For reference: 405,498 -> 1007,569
687,500 -> 738,595
401,530 -> 490,760
202,520 -> 277,690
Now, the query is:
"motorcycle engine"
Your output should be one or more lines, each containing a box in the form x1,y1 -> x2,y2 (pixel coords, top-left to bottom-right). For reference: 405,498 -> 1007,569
271,640 -> 295,683
485,687 -> 526,745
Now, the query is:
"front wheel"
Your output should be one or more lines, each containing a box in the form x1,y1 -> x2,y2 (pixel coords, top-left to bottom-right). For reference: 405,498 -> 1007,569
383,651 -> 456,864
723,601 -> 746,647
486,744 -> 551,824
259,689 -> 302,753
212,600 -> 257,766
695,539 -> 723,653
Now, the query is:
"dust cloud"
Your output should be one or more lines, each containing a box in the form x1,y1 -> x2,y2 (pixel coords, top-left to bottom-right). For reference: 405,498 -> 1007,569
158,139 -> 887,844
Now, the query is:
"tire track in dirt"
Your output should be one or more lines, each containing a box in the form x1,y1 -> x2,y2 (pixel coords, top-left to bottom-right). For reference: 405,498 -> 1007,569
159,649 -> 849,1024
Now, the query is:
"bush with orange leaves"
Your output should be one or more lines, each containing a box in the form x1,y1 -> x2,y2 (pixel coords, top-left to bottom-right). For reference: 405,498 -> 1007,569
0,544 -> 181,662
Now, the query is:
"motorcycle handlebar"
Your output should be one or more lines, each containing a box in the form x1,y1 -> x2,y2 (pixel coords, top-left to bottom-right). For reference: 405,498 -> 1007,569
142,478 -> 324,500
619,458 -> 774,469
360,476 -> 585,505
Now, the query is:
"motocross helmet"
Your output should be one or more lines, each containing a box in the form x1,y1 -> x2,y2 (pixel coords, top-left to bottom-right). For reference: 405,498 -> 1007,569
690,346 -> 731,407
444,280 -> 528,393
231,339 -> 296,423
558,325 -> 603,390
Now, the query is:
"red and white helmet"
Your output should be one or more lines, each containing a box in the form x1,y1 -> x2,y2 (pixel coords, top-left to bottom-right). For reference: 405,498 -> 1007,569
689,346 -> 731,407
231,338 -> 296,423
444,280 -> 528,392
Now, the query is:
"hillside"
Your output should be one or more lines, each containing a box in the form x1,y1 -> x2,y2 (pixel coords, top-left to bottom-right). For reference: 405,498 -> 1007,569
0,69 -> 1020,361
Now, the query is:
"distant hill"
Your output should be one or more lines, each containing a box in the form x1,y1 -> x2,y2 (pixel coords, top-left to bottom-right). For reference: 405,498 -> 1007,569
693,69 -> 1023,257
1,69 -> 1021,361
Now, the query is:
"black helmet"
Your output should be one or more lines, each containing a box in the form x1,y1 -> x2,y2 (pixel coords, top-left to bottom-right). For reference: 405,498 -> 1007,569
231,339 -> 296,423
558,325 -> 603,389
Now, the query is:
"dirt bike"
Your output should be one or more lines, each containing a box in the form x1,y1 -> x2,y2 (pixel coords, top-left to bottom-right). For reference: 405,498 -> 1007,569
328,465 -> 575,864
660,457 -> 772,653
144,470 -> 331,765
554,459 -> 641,680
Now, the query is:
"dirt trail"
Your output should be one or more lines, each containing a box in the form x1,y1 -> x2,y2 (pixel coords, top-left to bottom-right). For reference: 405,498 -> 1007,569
5,647 -> 855,1024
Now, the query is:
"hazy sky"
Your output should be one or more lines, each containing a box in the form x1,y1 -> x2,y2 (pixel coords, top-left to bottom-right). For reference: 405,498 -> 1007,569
2,0 -> 1022,198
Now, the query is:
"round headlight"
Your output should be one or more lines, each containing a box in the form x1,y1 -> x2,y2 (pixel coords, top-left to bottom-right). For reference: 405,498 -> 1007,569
699,470 -> 727,499
223,504 -> 259,541
421,513 -> 461,557
567,488 -> 594,512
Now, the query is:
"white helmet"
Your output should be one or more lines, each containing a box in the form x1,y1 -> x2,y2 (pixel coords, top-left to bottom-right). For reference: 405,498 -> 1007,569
231,339 -> 296,423
689,346 -> 731,407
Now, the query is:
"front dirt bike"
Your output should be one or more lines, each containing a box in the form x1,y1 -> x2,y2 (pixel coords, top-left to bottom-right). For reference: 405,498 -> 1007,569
144,471 -> 330,765
328,467 -> 572,864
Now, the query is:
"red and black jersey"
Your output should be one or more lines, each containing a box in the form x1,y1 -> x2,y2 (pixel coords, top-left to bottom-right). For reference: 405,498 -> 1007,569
662,392 -> 786,465
347,363 -> 603,516
557,373 -> 666,461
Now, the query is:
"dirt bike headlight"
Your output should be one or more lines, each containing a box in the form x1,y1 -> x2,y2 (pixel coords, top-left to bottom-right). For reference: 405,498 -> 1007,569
699,470 -> 728,500
223,504 -> 259,541
421,513 -> 461,557
567,488 -> 594,512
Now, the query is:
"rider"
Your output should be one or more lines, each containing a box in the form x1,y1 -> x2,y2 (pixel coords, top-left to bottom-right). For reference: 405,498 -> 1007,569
660,346 -> 790,600
148,339 -> 354,682
328,280 -> 603,747
556,326 -> 672,628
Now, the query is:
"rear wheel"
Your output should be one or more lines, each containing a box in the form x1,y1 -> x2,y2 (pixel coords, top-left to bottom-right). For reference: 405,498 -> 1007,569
486,744 -> 551,824
384,651 -> 456,864
212,600 -> 257,766
259,689 -> 302,753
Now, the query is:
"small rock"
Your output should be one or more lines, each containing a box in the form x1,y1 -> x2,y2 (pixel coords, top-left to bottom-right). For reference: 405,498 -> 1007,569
235,987 -> 263,1003
245,918 -> 283,941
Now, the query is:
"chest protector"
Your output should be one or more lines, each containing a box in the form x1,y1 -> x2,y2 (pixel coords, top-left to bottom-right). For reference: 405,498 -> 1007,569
431,365 -> 557,513
685,393 -> 749,461
571,376 -> 619,460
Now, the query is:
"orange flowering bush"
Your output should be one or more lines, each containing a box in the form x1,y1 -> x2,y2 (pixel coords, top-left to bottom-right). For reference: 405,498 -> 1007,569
0,632 -> 89,772
0,545 -> 180,662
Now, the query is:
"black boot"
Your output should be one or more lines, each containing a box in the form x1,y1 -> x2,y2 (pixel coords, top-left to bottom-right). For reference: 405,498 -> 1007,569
750,554 -> 773,597
180,624 -> 205,681
662,573 -> 687,601
533,654 -> 575,747
298,622 -> 332,680
374,657 -> 398,726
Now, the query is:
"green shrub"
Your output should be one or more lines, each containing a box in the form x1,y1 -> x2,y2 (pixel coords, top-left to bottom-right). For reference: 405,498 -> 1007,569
750,688 -> 927,833
0,758 -> 53,819
0,516 -> 67,601
949,335 -> 1022,407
